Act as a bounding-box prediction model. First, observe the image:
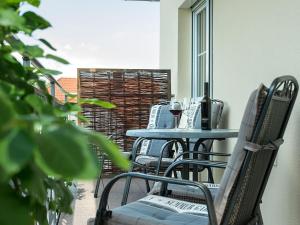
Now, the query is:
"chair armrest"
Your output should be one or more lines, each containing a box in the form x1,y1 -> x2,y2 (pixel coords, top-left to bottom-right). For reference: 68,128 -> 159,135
173,151 -> 231,162
95,172 -> 217,225
159,159 -> 227,197
130,137 -> 148,161
165,159 -> 227,177
156,138 -> 188,175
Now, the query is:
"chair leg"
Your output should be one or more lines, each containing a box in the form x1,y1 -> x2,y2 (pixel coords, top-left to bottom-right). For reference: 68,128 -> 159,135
145,179 -> 151,192
144,168 -> 151,192
121,176 -> 132,205
94,175 -> 101,198
257,207 -> 264,225
94,157 -> 105,198
207,167 -> 215,183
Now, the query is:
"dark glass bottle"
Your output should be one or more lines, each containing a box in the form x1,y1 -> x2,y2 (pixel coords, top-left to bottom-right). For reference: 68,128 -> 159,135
201,82 -> 211,130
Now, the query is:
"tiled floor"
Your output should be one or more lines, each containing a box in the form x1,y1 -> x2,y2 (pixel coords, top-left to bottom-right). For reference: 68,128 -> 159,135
59,177 -> 150,225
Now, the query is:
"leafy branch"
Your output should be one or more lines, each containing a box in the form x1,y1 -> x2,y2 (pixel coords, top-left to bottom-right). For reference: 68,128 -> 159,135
0,1 -> 129,224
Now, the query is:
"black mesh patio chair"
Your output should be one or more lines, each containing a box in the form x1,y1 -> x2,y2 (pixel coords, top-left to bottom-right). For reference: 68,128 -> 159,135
93,76 -> 298,225
133,99 -> 224,176
93,103 -> 175,197
120,99 -> 224,204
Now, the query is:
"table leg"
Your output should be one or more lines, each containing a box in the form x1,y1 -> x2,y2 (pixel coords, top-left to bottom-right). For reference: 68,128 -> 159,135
193,139 -> 201,181
193,139 -> 207,181
182,138 -> 190,180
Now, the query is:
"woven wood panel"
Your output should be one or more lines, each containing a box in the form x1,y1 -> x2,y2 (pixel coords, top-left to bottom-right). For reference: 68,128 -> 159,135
78,68 -> 171,173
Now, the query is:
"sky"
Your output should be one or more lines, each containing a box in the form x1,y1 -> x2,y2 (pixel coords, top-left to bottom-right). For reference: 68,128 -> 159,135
24,0 -> 160,77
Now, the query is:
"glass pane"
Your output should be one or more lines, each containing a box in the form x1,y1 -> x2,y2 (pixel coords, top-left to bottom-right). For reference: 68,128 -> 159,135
196,7 -> 207,96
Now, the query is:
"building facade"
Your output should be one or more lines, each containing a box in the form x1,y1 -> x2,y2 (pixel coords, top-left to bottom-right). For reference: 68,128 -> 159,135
160,0 -> 300,225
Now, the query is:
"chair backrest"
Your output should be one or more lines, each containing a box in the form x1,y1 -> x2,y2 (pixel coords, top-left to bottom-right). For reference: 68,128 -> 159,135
140,104 -> 175,157
214,76 -> 298,225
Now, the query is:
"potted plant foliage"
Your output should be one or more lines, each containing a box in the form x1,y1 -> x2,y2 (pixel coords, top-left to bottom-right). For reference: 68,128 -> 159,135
0,1 -> 129,224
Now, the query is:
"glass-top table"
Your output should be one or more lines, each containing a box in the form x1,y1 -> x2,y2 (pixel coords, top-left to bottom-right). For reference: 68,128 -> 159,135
127,128 -> 238,179
126,128 -> 239,139
122,128 -> 239,205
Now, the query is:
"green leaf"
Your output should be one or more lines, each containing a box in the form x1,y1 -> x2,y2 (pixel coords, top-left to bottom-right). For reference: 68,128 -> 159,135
0,185 -> 33,225
37,67 -> 62,76
0,129 -> 35,175
3,0 -> 40,7
39,38 -> 56,51
45,179 -> 73,213
45,54 -> 69,64
25,45 -> 44,58
0,8 -> 24,29
26,0 -> 41,7
32,203 -> 48,225
25,94 -> 44,114
62,103 -> 82,112
18,165 -> 47,205
88,132 -> 130,171
77,114 -> 90,123
79,98 -> 116,109
34,125 -> 98,178
22,11 -> 51,32
8,38 -> 44,58
0,80 -> 15,95
0,90 -> 15,130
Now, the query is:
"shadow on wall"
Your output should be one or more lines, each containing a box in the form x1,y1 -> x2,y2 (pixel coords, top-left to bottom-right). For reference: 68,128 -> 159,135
212,102 -> 231,183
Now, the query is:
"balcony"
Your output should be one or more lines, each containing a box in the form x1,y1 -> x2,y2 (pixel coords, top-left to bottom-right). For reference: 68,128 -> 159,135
1,1 -> 300,225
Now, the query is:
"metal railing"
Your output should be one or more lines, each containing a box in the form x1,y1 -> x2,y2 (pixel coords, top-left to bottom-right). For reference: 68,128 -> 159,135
10,36 -> 69,102
22,55 -> 69,102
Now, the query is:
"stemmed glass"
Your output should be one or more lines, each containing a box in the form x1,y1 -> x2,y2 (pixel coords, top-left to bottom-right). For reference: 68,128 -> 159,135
169,100 -> 183,129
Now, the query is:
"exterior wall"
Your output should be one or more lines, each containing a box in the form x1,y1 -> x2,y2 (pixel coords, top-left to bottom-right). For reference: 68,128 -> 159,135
160,0 -> 300,224
160,0 -> 191,97
213,1 -> 300,225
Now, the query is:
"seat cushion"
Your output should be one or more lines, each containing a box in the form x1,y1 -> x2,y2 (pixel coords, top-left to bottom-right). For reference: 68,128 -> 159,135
135,155 -> 174,168
107,195 -> 209,225
150,182 -> 219,202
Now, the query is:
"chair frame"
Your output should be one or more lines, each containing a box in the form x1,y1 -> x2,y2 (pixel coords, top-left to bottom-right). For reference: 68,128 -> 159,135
95,76 -> 298,225
221,76 -> 298,225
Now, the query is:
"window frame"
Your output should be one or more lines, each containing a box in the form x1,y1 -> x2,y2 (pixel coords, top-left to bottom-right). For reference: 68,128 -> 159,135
191,0 -> 213,97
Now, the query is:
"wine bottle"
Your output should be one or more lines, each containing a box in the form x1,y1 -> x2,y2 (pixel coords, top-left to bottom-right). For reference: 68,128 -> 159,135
201,82 -> 211,130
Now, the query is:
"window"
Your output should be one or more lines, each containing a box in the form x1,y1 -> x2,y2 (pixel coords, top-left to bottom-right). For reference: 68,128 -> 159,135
192,0 -> 212,97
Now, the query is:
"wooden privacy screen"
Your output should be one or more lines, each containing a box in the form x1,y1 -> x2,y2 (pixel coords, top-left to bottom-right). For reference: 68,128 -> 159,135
78,68 -> 171,173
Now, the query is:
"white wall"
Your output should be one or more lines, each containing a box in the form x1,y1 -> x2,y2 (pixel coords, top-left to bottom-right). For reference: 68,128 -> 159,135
160,0 -> 182,96
160,0 -> 300,224
213,1 -> 300,224
160,0 -> 192,98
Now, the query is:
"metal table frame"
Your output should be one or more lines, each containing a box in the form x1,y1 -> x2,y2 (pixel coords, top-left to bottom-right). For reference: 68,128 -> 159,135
121,128 -> 238,205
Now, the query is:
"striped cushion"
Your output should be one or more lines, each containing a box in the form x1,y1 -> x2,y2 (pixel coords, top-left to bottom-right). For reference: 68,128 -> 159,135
176,101 -> 223,158
108,195 -> 209,225
149,182 -> 219,201
140,105 -> 174,157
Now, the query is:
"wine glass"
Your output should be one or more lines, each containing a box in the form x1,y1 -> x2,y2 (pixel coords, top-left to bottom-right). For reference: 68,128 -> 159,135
169,99 -> 183,128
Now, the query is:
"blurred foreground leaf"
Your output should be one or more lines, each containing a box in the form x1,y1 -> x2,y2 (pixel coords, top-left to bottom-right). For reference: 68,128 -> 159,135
79,98 -> 116,109
35,125 -> 98,179
89,132 -> 130,171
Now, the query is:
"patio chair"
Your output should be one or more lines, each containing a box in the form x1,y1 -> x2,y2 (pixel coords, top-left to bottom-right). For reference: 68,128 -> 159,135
93,76 -> 298,225
134,99 -> 224,177
93,104 -> 175,198
120,99 -> 224,204
131,103 -> 175,172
